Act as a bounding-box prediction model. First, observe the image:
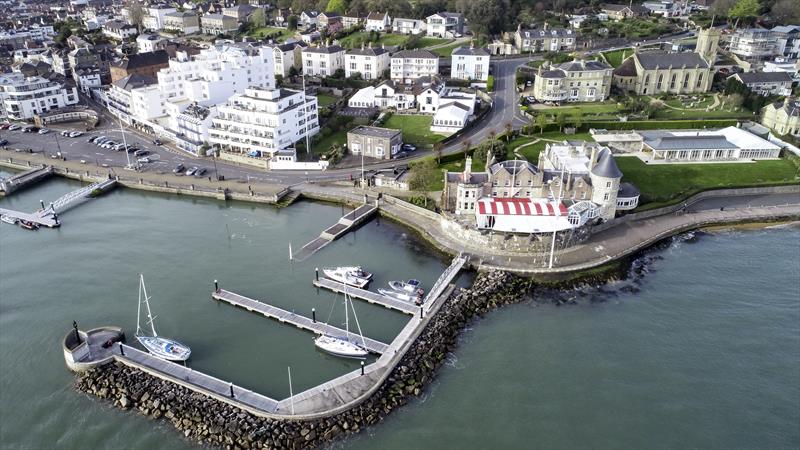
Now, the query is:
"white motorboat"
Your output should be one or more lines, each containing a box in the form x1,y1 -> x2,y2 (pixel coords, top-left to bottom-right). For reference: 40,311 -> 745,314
388,279 -> 424,295
135,274 -> 191,361
378,288 -> 423,305
322,266 -> 373,288
1,214 -> 18,225
314,285 -> 368,359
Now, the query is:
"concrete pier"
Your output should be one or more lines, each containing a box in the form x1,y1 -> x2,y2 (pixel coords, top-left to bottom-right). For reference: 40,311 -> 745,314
0,179 -> 116,228
0,166 -> 52,195
211,288 -> 389,354
294,203 -> 378,261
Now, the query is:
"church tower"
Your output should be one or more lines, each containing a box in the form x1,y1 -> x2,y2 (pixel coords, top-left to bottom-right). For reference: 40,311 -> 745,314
695,27 -> 720,65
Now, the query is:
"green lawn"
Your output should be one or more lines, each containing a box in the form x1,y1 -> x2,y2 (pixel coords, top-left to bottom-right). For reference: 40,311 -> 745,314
615,156 -> 800,208
653,106 -> 754,120
248,27 -> 294,41
601,48 -> 633,68
316,93 -> 340,107
408,37 -> 451,49
311,130 -> 347,155
338,32 -> 410,49
383,115 -> 444,146
535,102 -> 623,119
431,42 -> 463,57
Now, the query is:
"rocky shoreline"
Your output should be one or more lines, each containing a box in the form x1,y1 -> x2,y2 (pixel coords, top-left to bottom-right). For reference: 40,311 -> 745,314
74,270 -> 533,449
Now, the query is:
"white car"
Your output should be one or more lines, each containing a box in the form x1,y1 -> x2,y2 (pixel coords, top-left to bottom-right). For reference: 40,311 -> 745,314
38,128 -> 50,134
8,125 -> 20,131
137,156 -> 152,163
69,131 -> 83,138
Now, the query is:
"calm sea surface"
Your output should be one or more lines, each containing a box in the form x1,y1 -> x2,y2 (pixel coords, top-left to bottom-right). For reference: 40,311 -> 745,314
1,173 -> 798,449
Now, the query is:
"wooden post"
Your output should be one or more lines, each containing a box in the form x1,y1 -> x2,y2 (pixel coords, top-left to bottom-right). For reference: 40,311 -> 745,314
229,383 -> 235,398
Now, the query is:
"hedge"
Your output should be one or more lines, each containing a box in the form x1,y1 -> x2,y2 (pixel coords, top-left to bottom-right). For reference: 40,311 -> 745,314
577,119 -> 739,132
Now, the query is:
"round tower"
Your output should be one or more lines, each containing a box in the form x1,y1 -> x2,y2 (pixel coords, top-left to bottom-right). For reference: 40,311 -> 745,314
589,149 -> 622,221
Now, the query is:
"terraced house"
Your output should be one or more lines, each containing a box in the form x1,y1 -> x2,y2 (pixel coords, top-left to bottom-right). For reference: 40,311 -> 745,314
345,44 -> 389,80
391,49 -> 439,84
514,24 -> 577,53
301,44 -> 345,77
533,59 -> 612,102
762,97 -> 800,136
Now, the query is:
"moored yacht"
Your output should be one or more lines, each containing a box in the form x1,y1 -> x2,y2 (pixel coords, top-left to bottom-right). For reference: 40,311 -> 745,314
322,266 -> 373,288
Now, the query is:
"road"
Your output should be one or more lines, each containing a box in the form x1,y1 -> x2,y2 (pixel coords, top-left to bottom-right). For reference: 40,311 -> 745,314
0,31 -> 698,185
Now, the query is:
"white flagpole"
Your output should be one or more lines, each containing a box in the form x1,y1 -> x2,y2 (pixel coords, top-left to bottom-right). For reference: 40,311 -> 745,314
288,366 -> 294,415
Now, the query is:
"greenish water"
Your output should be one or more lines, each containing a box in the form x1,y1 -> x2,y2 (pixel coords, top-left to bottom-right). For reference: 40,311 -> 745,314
1,173 -> 799,449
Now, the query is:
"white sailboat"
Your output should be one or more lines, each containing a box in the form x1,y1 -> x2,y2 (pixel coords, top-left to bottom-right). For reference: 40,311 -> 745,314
135,274 -> 191,361
314,286 -> 368,359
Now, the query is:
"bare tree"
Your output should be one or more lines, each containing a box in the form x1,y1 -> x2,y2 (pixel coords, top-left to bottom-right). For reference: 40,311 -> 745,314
127,0 -> 145,32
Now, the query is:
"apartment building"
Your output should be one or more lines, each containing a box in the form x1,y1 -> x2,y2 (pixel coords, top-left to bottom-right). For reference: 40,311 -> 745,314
345,44 -> 389,80
450,45 -> 490,81
533,59 -> 612,102
164,11 -> 200,34
391,49 -> 439,84
301,44 -> 345,77
201,14 -> 238,35
0,72 -> 79,120
210,87 -> 319,157
425,12 -> 463,38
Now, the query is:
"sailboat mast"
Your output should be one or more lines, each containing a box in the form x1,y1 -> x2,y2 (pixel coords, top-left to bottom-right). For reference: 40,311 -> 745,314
136,274 -> 143,336
344,285 -> 350,341
140,275 -> 158,337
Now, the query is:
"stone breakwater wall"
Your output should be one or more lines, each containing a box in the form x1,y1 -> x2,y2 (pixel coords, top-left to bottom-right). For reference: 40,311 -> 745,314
73,271 -> 532,449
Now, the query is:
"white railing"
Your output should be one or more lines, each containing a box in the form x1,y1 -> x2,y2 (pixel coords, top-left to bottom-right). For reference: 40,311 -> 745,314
423,254 -> 468,310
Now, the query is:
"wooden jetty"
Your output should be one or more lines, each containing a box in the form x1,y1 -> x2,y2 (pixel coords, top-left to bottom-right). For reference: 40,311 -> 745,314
293,202 -> 378,261
0,179 -> 116,228
211,289 -> 389,354
312,278 -> 418,315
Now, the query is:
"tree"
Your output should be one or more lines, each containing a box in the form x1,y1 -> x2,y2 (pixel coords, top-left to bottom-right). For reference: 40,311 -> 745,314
771,0 -> 800,24
556,112 -> 565,132
408,158 -> 440,207
504,122 -> 513,141
127,0 -> 145,32
433,142 -> 443,163
729,0 -> 760,26
572,110 -> 583,130
326,0 -> 347,13
710,0 -> 737,17
461,139 -> 471,158
476,138 -> 506,164
288,15 -> 299,30
725,93 -> 745,109
249,8 -> 266,29
536,113 -> 547,134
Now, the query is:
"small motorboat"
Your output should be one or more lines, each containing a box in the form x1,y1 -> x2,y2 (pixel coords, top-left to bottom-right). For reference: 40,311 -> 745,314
1,214 -> 18,225
18,220 -> 39,230
388,279 -> 424,295
378,288 -> 423,305
314,334 -> 368,359
323,266 -> 373,288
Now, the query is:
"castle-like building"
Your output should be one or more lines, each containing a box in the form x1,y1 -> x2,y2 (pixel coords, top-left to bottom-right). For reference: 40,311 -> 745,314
442,141 -> 639,234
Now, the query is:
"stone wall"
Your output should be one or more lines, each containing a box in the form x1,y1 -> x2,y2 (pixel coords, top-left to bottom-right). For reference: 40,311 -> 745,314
74,271 -> 531,449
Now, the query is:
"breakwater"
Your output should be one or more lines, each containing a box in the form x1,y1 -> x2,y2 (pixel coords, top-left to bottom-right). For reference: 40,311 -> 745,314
73,270 -> 531,449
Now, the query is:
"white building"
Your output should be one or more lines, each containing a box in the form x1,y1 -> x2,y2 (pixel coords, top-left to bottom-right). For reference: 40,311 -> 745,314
105,74 -> 164,124
0,72 -> 79,120
730,71 -> 794,96
209,87 -> 319,157
102,20 -> 138,40
365,12 -> 391,32
391,49 -> 439,85
302,44 -> 345,77
450,45 -> 490,81
638,126 -> 782,161
426,12 -> 464,38
392,18 -> 425,35
729,28 -> 776,62
73,66 -> 102,93
431,102 -> 471,133
143,5 -> 178,30
272,41 -> 306,77
763,59 -> 800,83
345,44 -> 389,80
347,80 -> 416,110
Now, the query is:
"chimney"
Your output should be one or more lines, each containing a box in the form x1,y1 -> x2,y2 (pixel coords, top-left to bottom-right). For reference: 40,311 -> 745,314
463,156 -> 472,182
543,22 -> 548,31
589,146 -> 598,169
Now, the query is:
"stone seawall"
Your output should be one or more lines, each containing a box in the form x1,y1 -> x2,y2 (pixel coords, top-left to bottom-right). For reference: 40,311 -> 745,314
74,271 -> 532,449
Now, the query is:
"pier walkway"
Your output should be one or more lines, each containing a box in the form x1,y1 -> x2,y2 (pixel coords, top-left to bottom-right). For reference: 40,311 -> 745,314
211,289 -> 389,354
0,165 -> 52,195
0,179 -> 116,228
312,278 -> 418,315
293,202 -> 378,261
116,343 -> 280,414
423,254 -> 468,311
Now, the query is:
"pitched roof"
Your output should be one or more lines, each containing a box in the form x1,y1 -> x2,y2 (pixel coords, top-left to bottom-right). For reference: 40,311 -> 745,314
366,12 -> 386,21
112,50 -> 169,70
645,134 -> 737,150
392,49 -> 437,59
734,71 -> 793,84
303,44 -> 344,54
555,59 -> 611,72
452,46 -> 490,57
113,73 -> 157,90
635,51 -> 709,69
540,69 -> 566,78
613,55 -> 637,76
347,46 -> 388,56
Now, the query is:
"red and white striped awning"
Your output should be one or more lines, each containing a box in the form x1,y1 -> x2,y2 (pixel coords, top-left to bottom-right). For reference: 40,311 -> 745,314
477,198 -> 568,216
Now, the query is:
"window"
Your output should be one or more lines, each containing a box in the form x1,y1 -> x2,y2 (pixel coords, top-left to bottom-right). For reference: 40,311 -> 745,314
606,181 -> 611,187
604,192 -> 609,200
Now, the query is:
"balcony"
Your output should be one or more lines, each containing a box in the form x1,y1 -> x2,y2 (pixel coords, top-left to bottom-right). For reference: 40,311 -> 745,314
538,89 -> 568,102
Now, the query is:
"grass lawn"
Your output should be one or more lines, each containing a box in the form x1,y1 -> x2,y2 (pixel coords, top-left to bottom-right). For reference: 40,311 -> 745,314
408,37 -> 451,49
653,106 -> 754,120
248,27 -> 294,41
601,48 -> 633,68
535,102 -> 623,119
316,93 -> 340,107
383,115 -> 444,146
431,42 -> 463,57
616,156 -> 800,209
310,130 -> 347,155
338,32 -> 410,49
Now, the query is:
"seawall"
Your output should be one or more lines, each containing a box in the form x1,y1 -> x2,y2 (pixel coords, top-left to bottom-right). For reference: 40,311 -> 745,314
74,271 -> 531,449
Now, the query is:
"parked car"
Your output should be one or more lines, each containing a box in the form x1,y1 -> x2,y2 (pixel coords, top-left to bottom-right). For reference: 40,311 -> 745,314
113,143 -> 126,151
60,130 -> 70,137
69,131 -> 83,138
126,146 -> 140,153
94,137 -> 108,145
185,167 -> 198,176
22,126 -> 38,133
137,156 -> 152,163
194,168 -> 207,177
526,96 -> 536,104
38,128 -> 50,134
0,139 -> 8,146
0,123 -> 10,130
133,149 -> 150,157
101,141 -> 117,149
88,136 -> 100,143
8,125 -> 20,131
173,163 -> 185,174
401,143 -> 417,152
153,139 -> 162,146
